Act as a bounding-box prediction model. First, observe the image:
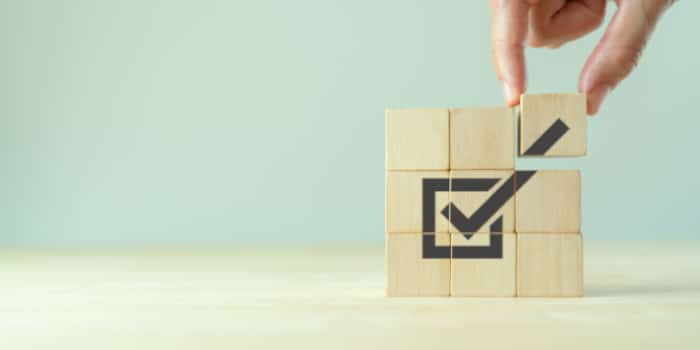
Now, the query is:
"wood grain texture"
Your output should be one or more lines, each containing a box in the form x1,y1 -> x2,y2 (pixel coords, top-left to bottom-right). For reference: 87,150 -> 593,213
519,93 -> 586,157
515,170 -> 580,233
450,170 -> 515,233
1,242 -> 699,349
385,108 -> 449,170
450,107 -> 515,169
517,233 -> 584,297
385,233 -> 450,297
451,233 -> 516,296
385,170 -> 449,233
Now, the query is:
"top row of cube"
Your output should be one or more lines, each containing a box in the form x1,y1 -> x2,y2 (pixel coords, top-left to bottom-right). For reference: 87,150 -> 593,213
385,93 -> 587,170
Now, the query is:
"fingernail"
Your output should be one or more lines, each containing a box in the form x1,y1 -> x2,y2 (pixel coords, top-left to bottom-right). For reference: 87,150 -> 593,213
587,85 -> 611,116
501,81 -> 515,106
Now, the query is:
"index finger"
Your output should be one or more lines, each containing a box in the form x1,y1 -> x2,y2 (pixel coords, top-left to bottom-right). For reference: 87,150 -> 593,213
490,0 -> 533,106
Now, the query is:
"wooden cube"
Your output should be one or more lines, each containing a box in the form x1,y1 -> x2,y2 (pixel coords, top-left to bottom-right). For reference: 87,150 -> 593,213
386,233 -> 451,297
515,170 -> 580,233
451,233 -> 516,296
385,108 -> 449,170
519,93 -> 586,157
385,171 -> 450,233
449,170 -> 515,234
450,107 -> 515,169
517,233 -> 583,297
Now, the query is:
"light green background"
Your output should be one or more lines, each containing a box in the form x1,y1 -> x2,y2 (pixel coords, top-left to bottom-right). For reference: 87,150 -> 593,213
2,1 -> 698,243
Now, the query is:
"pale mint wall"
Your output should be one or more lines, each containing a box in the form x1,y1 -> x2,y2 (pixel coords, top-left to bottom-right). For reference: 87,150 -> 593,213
2,1 -> 698,243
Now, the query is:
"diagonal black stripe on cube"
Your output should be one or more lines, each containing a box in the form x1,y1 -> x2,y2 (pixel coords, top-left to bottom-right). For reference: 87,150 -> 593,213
514,170 -> 536,191
523,118 -> 570,156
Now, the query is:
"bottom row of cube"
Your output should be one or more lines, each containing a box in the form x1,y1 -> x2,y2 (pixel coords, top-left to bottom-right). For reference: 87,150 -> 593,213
386,232 -> 583,297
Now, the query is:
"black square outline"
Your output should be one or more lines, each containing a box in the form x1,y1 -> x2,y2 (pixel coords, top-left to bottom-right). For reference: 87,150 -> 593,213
422,178 -> 504,259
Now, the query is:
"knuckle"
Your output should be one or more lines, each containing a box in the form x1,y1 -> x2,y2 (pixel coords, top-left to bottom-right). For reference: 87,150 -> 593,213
586,12 -> 605,31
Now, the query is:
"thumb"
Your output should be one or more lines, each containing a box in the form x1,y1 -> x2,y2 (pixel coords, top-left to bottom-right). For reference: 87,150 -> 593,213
578,0 -> 675,115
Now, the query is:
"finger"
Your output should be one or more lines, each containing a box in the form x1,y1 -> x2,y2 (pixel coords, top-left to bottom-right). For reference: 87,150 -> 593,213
528,0 -> 607,48
528,0 -> 567,47
491,0 -> 536,106
578,0 -> 675,115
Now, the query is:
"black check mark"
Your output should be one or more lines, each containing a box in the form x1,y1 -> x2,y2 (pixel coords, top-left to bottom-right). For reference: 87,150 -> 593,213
441,171 -> 535,239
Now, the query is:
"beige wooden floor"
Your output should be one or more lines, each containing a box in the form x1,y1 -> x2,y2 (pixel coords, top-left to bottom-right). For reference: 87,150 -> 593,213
1,240 -> 699,349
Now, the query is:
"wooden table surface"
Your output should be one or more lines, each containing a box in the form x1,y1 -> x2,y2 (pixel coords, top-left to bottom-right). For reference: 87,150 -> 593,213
1,240 -> 699,349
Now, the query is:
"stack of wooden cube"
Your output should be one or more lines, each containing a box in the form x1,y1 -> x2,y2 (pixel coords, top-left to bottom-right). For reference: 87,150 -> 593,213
385,93 -> 585,297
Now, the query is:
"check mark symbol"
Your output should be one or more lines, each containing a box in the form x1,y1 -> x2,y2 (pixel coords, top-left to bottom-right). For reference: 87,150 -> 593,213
441,171 -> 535,239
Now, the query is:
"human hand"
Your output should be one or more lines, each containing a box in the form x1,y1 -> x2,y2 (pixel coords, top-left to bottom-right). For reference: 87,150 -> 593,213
490,0 -> 676,115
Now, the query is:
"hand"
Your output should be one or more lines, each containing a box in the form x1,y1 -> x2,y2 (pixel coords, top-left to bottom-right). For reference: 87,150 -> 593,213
490,0 -> 676,115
